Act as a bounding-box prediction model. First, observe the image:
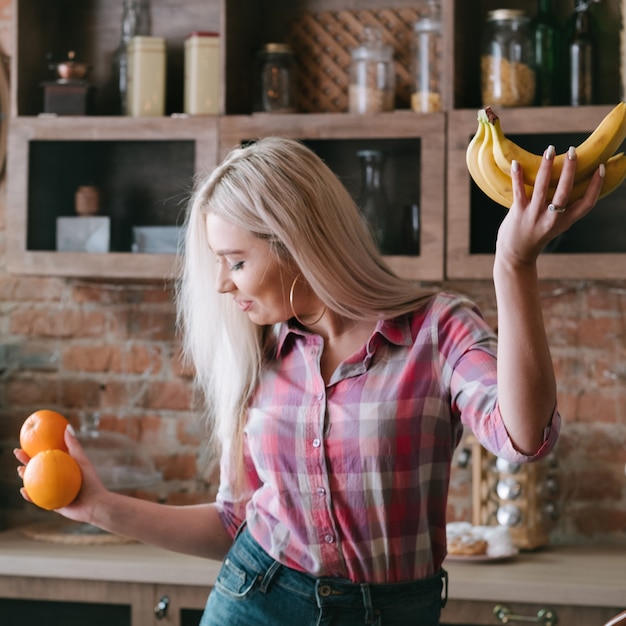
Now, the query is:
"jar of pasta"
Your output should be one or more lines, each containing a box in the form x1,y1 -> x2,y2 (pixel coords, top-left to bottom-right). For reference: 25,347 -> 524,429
349,27 -> 395,114
481,9 -> 536,107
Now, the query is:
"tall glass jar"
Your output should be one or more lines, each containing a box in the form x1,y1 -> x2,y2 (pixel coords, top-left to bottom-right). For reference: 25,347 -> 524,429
349,27 -> 395,114
411,0 -> 443,113
253,43 -> 296,113
481,9 -> 536,107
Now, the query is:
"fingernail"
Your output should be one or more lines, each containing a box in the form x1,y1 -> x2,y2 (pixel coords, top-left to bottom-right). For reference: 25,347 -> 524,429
545,145 -> 556,160
599,163 -> 605,178
66,424 -> 76,437
568,146 -> 576,160
511,159 -> 519,173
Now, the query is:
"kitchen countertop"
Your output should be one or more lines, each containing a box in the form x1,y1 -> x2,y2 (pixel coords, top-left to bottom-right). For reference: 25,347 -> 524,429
0,527 -> 624,607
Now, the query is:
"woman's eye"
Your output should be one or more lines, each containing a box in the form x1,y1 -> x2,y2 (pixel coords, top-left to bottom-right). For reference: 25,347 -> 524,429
230,261 -> 244,271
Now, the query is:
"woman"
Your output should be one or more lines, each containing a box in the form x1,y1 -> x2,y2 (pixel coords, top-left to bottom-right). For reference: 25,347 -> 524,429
16,137 -> 603,625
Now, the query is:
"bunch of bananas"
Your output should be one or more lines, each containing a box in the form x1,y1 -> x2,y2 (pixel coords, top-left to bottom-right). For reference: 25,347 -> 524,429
466,102 -> 626,208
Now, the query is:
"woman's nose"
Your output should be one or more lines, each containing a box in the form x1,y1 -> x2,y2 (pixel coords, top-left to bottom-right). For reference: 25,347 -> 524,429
215,267 -> 234,293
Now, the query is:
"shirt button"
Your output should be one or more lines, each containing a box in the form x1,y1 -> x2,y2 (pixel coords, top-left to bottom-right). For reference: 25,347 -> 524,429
317,393 -> 324,401
316,487 -> 326,496
312,438 -> 321,448
325,534 -> 334,544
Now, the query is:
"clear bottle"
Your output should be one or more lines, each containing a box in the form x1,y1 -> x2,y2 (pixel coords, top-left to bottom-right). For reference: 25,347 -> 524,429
481,9 -> 536,107
113,0 -> 151,115
566,0 -> 598,106
531,0 -> 561,106
253,43 -> 296,113
411,0 -> 443,113
356,149 -> 396,254
349,27 -> 395,114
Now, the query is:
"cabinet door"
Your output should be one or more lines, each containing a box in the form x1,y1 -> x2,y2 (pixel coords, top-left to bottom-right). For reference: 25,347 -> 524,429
446,106 -> 626,279
442,598 -> 623,626
152,584 -> 210,626
0,576 -> 153,626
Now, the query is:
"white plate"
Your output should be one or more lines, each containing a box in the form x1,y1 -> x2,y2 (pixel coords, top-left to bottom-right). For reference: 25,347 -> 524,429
445,549 -> 519,563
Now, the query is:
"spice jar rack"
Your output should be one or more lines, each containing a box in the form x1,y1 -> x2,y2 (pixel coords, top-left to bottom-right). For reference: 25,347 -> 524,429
467,435 -> 559,551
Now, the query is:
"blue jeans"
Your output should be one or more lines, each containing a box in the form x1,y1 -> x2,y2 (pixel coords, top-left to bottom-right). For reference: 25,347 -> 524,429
199,526 -> 447,626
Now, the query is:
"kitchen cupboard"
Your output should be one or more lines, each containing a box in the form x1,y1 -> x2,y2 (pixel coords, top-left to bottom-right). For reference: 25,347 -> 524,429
5,0 -> 626,281
0,575 -> 208,626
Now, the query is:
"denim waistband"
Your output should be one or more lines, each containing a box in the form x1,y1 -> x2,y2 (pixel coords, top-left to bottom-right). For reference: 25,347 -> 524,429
232,524 -> 448,611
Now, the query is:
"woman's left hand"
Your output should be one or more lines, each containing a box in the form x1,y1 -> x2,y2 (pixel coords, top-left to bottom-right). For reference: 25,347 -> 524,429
495,145 -> 605,268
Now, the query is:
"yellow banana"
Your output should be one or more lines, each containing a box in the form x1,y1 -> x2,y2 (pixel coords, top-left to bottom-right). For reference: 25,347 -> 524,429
567,151 -> 626,202
487,102 -> 626,186
466,113 -> 626,208
465,117 -> 508,205
476,109 -> 534,207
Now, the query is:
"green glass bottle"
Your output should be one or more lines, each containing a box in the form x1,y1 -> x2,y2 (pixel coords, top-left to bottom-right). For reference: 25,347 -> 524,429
565,0 -> 599,106
531,0 -> 561,106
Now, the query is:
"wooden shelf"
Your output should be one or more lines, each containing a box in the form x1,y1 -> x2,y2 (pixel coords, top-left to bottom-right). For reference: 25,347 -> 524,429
6,116 -> 218,279
6,0 -> 625,281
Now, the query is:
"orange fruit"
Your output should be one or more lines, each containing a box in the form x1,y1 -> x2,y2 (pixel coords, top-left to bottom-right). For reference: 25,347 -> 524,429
19,409 -> 70,457
23,449 -> 82,510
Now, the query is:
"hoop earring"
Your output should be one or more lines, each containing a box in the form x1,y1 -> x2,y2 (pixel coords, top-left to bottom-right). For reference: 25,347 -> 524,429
289,275 -> 326,326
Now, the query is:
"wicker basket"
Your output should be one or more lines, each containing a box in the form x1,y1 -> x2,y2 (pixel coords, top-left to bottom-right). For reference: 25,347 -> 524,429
287,7 -> 424,113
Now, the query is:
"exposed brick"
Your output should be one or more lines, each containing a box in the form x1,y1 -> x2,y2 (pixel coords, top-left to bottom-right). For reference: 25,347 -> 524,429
62,345 -> 118,373
60,379 -> 104,408
156,453 -> 198,480
5,377 -> 60,408
171,345 -> 195,379
111,309 -> 177,341
563,467 -> 623,501
0,276 -> 65,302
10,309 -> 107,338
143,380 -> 193,411
176,415 -> 204,447
575,390 -> 620,423
109,344 -> 164,375
571,505 -> 626,536
576,317 -> 622,351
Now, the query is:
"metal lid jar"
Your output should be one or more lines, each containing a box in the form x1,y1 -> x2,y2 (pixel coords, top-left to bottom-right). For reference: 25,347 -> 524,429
349,27 -> 395,114
481,9 -> 536,107
254,43 -> 296,113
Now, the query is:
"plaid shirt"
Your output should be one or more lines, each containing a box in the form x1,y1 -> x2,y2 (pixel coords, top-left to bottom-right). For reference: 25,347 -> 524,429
216,293 -> 560,583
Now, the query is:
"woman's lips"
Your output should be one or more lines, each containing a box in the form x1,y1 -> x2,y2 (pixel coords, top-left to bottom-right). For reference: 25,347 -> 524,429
236,299 -> 252,312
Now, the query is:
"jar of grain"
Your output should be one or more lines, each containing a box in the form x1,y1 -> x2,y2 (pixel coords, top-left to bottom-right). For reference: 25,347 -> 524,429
411,0 -> 443,113
481,9 -> 536,107
349,27 -> 395,114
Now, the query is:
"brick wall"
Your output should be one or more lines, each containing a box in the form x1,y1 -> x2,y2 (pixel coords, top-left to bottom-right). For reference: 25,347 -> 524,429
0,1 -> 624,545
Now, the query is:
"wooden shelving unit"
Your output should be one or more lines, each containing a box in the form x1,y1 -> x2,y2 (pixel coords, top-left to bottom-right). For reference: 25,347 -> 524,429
5,0 -> 625,280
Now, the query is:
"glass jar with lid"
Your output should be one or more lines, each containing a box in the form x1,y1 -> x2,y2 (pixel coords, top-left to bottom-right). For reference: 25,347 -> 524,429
481,9 -> 536,107
254,43 -> 296,113
411,0 -> 443,113
349,27 -> 395,114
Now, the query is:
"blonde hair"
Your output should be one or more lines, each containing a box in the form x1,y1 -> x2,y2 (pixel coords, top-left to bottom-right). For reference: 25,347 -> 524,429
176,137 -> 433,487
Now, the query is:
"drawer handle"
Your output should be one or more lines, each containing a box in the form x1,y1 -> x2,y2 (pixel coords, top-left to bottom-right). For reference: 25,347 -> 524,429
154,595 -> 170,619
494,604 -> 558,626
